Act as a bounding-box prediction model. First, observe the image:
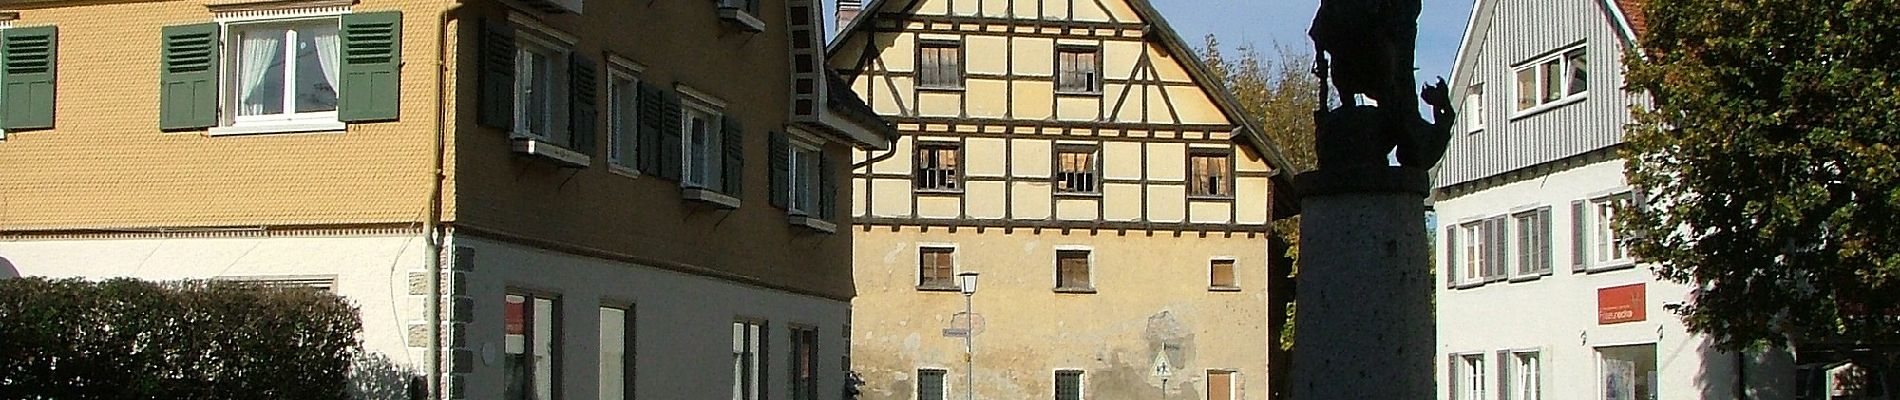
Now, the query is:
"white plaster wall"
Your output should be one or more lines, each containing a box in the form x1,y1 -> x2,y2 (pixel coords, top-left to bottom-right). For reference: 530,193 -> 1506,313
1433,160 -> 1779,400
452,235 -> 852,400
0,235 -> 430,366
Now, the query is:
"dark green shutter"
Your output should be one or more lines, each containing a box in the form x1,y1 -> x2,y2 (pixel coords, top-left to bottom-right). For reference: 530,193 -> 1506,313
1490,217 -> 1507,280
818,151 -> 836,219
477,18 -> 515,130
720,114 -> 744,196
1444,225 -> 1457,288
768,131 -> 789,209
569,53 -> 599,157
338,11 -> 402,122
1,26 -> 56,130
1538,207 -> 1554,274
657,90 -> 683,181
1571,200 -> 1588,272
635,81 -> 665,173
159,23 -> 218,130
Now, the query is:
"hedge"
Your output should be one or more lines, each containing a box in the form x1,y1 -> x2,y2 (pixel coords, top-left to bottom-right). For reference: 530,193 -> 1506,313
0,277 -> 364,399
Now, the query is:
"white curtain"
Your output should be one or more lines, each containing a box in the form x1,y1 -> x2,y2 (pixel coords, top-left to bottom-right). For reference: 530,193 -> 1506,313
238,29 -> 285,116
309,25 -> 341,97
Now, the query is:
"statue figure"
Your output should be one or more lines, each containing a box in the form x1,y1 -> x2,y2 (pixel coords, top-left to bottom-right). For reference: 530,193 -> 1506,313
1308,0 -> 1456,171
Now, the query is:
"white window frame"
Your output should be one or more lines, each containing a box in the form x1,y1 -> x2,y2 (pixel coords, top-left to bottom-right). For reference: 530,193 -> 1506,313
209,9 -> 350,136
1464,83 -> 1486,133
512,34 -> 571,145
1511,207 -> 1552,279
787,134 -> 823,216
1503,350 -> 1542,400
1511,43 -> 1588,117
1590,192 -> 1636,269
677,86 -> 726,190
1456,353 -> 1487,400
605,58 -> 643,177
1458,221 -> 1487,285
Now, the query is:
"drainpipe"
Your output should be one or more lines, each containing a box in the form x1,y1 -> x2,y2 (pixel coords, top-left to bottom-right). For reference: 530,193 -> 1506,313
852,146 -> 898,169
426,6 -> 456,400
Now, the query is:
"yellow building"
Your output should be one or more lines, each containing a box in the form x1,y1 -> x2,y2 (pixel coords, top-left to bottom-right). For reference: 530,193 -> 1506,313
0,0 -> 892,399
827,0 -> 1298,399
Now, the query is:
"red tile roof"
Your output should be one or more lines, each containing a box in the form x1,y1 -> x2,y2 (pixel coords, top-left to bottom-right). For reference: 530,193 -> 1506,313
1617,0 -> 1649,38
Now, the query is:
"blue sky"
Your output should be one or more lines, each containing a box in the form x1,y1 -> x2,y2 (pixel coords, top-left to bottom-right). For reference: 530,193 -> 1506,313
825,0 -> 1476,87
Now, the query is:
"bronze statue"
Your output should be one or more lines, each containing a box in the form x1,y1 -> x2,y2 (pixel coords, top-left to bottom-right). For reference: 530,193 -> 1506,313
1308,0 -> 1456,171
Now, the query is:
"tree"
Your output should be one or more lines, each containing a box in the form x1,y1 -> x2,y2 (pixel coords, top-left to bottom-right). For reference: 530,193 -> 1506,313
1200,35 -> 1321,352
1621,0 -> 1900,367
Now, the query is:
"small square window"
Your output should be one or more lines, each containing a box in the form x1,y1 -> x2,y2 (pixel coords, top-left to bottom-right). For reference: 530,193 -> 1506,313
1209,259 -> 1237,290
915,142 -> 962,192
1189,151 -> 1233,198
919,247 -> 957,290
918,41 -> 963,89
1512,44 -> 1588,113
1054,146 -> 1100,194
1055,249 -> 1092,291
1056,47 -> 1101,94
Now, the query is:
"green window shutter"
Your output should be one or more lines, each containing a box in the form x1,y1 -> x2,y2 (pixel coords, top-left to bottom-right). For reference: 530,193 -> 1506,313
159,23 -> 218,130
720,114 -> 744,196
635,81 -> 664,174
768,131 -> 789,209
1571,200 -> 1588,272
1490,217 -> 1508,280
477,18 -> 515,130
1444,225 -> 1457,288
657,90 -> 683,181
1497,351 -> 1513,398
1538,207 -> 1554,275
0,26 -> 56,131
338,11 -> 402,122
569,53 -> 599,157
818,151 -> 836,219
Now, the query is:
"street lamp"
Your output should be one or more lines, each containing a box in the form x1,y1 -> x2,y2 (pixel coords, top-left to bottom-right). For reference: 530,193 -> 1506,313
957,272 -> 979,400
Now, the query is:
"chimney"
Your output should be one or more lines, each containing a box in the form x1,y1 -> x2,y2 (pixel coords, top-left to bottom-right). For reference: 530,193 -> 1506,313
836,0 -> 863,34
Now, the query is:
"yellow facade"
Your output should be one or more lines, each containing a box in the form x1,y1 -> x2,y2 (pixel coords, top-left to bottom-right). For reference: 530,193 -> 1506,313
831,0 -> 1292,398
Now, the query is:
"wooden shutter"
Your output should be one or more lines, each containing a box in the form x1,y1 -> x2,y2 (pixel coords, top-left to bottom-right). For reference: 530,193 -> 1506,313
720,114 -> 745,196
768,131 -> 790,209
657,90 -> 683,181
159,23 -> 218,130
1538,208 -> 1555,274
2,26 -> 56,130
1207,371 -> 1233,400
1445,225 -> 1458,288
338,11 -> 402,122
569,53 -> 599,157
818,152 -> 836,219
1571,200 -> 1588,272
477,18 -> 515,130
636,81 -> 665,173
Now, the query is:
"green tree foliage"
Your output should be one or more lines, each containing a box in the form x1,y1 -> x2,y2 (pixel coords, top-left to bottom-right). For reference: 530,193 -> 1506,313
1201,35 -> 1321,351
1621,0 -> 1900,352
0,278 -> 365,399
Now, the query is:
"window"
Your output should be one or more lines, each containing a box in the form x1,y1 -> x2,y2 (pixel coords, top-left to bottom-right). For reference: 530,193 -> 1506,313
1209,259 -> 1238,290
1512,208 -> 1553,277
788,140 -> 823,215
599,305 -> 632,400
1055,370 -> 1084,400
919,247 -> 957,290
683,103 -> 722,188
1513,44 -> 1588,112
1591,193 -> 1635,266
606,68 -> 639,171
918,41 -> 963,89
790,327 -> 818,400
1189,150 -> 1233,197
224,18 -> 341,128
915,142 -> 962,192
1501,351 -> 1540,400
1452,217 -> 1508,286
1054,145 -> 1100,194
1464,84 -> 1486,132
732,320 -> 766,400
515,37 -> 571,144
1055,249 -> 1092,291
1206,370 -> 1236,400
1056,46 -> 1101,94
918,369 -> 947,400
1452,354 -> 1485,400
505,293 -> 560,400
1598,344 -> 1657,400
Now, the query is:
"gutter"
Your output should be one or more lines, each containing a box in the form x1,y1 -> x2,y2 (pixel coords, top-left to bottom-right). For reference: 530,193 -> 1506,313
426,6 -> 456,400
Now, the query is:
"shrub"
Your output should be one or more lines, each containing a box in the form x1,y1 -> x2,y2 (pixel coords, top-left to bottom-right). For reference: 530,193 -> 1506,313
0,277 -> 363,399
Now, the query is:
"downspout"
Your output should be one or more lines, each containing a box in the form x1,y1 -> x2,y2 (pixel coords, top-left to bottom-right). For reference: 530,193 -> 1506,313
1736,351 -> 1748,399
426,6 -> 455,400
851,145 -> 898,169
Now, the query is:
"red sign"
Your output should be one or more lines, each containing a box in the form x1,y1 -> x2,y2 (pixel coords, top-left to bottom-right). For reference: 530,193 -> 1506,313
1598,284 -> 1647,324
505,297 -> 526,335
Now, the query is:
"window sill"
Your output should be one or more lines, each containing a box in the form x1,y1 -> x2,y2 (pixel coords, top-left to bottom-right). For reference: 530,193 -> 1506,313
607,164 -> 641,179
681,187 -> 741,209
207,120 -> 346,136
916,285 -> 961,292
1508,93 -> 1587,121
916,189 -> 965,196
1054,90 -> 1104,97
511,138 -> 591,168
788,214 -> 837,233
1053,191 -> 1103,198
1586,260 -> 1637,274
1053,287 -> 1097,294
1452,281 -> 1486,290
718,8 -> 766,32
917,85 -> 967,92
1507,274 -> 1545,283
1208,286 -> 1242,292
1187,194 -> 1236,201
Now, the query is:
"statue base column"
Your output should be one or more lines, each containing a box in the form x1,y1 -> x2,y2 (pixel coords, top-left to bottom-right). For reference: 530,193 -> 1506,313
1289,166 -> 1436,400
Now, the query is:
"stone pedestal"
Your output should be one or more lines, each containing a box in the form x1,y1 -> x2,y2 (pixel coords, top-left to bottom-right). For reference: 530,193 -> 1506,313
1289,166 -> 1435,400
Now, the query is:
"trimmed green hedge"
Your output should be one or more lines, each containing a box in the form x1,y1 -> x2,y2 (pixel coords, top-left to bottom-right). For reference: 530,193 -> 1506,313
0,277 -> 363,399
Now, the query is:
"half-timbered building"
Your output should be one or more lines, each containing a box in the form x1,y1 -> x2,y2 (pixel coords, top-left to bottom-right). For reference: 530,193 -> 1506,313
827,0 -> 1298,399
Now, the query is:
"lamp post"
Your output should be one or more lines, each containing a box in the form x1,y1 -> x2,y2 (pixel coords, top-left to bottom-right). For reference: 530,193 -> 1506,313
957,272 -> 979,400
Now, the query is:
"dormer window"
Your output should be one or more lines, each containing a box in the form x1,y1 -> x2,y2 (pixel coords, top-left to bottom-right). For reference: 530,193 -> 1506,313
1512,43 -> 1588,115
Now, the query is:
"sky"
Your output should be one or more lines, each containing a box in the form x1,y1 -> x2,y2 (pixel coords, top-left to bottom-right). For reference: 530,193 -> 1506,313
824,0 -> 1477,88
